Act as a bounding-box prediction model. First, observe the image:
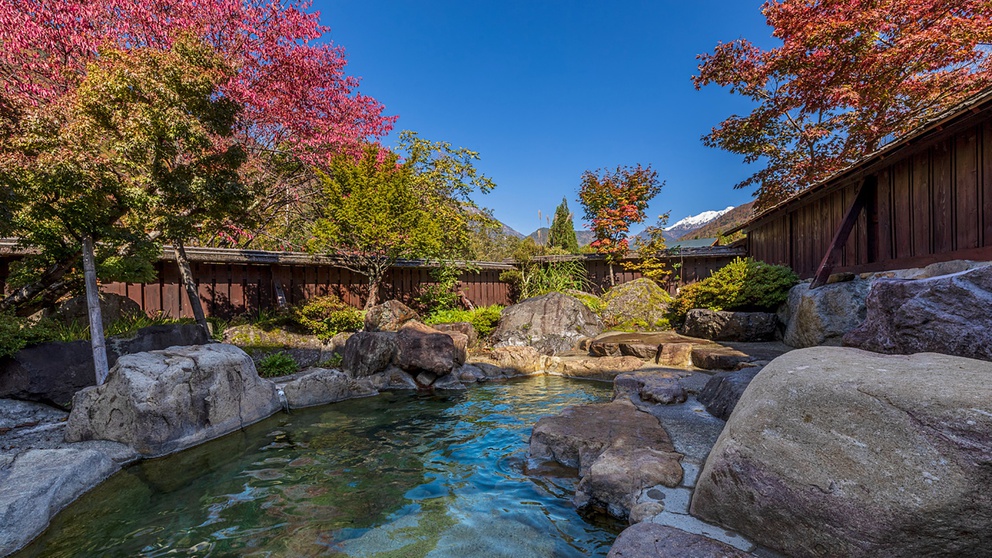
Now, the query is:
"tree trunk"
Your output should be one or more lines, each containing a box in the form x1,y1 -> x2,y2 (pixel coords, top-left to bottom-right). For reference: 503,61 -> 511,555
0,254 -> 80,316
173,241 -> 210,338
364,274 -> 381,310
608,261 -> 616,287
81,236 -> 110,385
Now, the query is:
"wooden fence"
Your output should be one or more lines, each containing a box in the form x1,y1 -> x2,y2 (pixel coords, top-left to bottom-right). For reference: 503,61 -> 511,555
1,244 -> 743,318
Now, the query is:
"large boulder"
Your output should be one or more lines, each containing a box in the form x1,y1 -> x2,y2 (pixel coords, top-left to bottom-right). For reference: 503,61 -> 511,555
608,524 -> 750,558
600,278 -> 673,331
691,347 -> 992,557
341,332 -> 398,378
276,368 -> 377,408
430,321 -> 478,347
843,264 -> 992,361
65,344 -> 281,457
530,400 -> 682,520
363,300 -> 419,332
399,321 -> 467,366
680,309 -> 778,342
780,279 -> 870,348
395,325 -> 459,376
0,324 -> 210,409
492,292 -> 603,355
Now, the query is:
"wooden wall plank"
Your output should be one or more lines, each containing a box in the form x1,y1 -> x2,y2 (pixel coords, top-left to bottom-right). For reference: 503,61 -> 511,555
893,161 -> 913,258
957,128 -> 980,250
984,121 -> 992,246
912,151 -> 932,256
932,139 -> 954,254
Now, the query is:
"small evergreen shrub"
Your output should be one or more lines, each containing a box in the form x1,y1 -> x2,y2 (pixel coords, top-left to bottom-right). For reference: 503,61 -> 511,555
257,351 -> 299,378
425,304 -> 504,337
294,295 -> 364,340
669,257 -> 798,324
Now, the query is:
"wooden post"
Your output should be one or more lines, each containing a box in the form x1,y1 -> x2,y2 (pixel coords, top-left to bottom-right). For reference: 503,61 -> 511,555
173,241 -> 210,338
82,236 -> 110,385
810,176 -> 878,288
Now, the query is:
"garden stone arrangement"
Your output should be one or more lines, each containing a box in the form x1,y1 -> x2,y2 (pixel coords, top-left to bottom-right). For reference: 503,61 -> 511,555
3,259 -> 992,556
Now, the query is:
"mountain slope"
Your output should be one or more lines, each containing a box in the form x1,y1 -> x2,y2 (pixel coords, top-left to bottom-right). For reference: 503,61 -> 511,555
662,206 -> 735,242
677,202 -> 755,240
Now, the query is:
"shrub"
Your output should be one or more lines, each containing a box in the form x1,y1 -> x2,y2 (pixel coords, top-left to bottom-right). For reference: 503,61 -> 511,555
257,351 -> 299,378
669,257 -> 798,324
416,265 -> 462,314
318,352 -> 344,368
425,304 -> 504,337
294,295 -> 364,341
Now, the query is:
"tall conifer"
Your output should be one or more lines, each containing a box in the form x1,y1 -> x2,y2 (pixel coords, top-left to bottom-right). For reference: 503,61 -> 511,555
548,197 -> 579,253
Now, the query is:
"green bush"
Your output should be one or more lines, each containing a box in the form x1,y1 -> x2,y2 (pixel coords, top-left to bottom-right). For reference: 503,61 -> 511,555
257,351 -> 299,378
425,304 -> 504,338
294,295 -> 365,341
669,257 -> 798,324
416,265 -> 462,314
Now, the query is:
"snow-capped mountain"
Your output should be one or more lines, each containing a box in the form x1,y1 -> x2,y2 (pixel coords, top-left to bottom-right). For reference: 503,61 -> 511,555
661,206 -> 735,242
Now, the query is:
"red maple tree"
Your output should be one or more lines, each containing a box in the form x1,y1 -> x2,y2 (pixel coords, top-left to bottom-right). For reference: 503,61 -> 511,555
695,0 -> 992,208
578,164 -> 662,286
0,0 -> 395,166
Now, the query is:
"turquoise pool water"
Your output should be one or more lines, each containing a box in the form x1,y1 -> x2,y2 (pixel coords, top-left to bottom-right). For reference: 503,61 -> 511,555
17,376 -> 620,557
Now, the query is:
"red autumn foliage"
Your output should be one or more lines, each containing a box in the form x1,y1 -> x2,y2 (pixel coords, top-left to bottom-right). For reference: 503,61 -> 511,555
695,0 -> 992,208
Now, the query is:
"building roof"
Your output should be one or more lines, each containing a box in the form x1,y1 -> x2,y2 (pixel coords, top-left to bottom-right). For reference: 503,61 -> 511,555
726,86 -> 992,235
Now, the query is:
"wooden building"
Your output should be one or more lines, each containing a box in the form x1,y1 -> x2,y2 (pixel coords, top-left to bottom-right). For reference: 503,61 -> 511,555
735,88 -> 992,284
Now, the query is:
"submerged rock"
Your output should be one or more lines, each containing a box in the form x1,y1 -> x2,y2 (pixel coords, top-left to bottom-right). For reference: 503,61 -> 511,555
692,347 -> 992,557
65,344 -> 281,457
0,448 -> 123,556
530,400 -> 682,520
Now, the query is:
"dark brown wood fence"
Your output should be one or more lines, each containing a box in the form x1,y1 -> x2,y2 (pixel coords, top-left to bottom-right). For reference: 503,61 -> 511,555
1,245 -> 743,318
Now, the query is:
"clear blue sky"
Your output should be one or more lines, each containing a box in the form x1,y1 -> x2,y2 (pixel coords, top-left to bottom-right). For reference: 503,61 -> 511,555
317,1 -> 778,235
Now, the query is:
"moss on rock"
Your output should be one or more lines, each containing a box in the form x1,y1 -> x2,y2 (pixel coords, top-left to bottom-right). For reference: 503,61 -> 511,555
600,278 -> 673,331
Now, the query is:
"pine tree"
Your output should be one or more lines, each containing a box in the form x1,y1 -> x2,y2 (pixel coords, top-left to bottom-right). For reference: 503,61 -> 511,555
548,197 -> 579,253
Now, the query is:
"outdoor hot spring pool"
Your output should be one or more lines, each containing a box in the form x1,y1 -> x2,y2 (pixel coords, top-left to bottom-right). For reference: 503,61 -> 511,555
16,376 -> 622,557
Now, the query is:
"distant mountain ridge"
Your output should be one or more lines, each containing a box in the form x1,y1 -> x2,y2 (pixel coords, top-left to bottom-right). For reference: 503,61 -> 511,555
662,206 -> 734,242
676,202 -> 755,240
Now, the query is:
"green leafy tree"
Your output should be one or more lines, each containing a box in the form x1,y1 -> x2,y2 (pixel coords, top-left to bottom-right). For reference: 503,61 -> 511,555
624,214 -> 673,284
578,164 -> 663,286
548,197 -> 579,253
308,134 -> 495,309
0,38 -> 246,380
